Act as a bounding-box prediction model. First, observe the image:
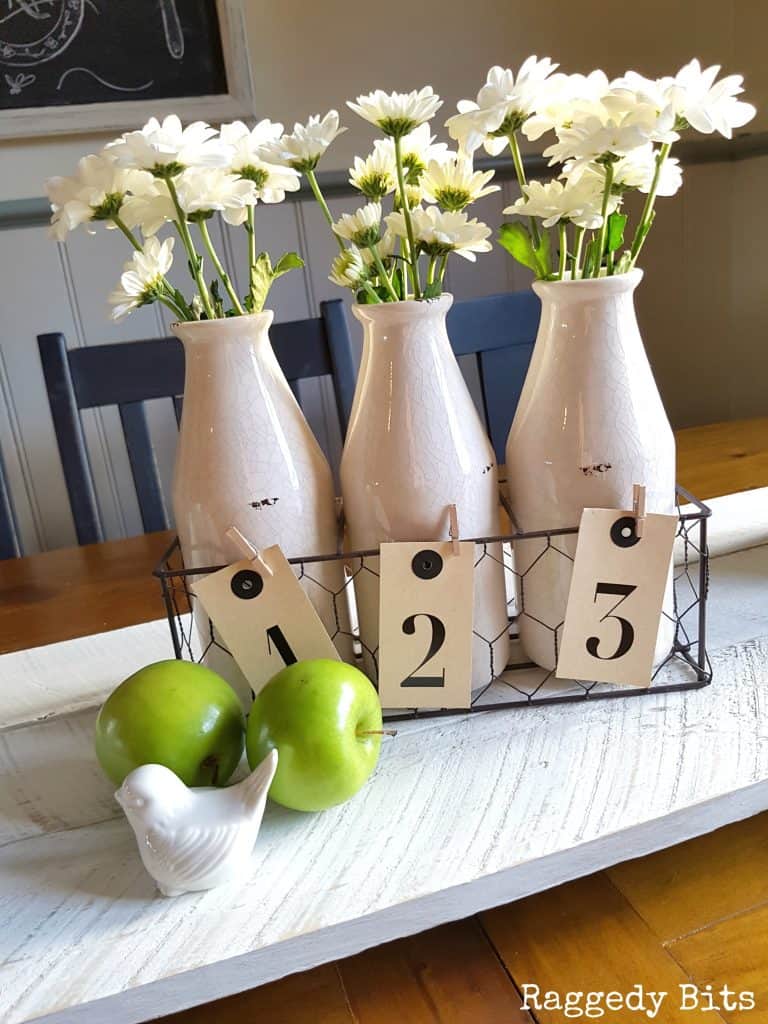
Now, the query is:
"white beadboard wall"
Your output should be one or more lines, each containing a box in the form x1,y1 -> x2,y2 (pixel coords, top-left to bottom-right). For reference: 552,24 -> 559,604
2,155 -> 766,556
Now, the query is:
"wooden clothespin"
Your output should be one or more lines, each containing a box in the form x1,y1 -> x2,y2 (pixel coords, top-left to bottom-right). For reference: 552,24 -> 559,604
632,484 -> 646,539
225,526 -> 274,576
448,504 -> 461,556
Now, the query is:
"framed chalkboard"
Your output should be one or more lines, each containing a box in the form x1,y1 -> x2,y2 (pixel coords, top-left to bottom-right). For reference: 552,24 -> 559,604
0,0 -> 254,139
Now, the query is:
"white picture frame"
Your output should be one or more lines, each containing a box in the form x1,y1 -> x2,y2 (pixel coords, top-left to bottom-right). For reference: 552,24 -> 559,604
0,0 -> 254,140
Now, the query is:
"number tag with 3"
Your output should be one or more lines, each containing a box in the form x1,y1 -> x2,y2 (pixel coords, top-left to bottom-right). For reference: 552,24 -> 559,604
377,541 -> 474,709
192,545 -> 340,696
556,508 -> 678,687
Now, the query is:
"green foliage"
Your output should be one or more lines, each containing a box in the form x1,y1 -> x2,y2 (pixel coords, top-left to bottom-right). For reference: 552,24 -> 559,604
606,212 -> 628,254
498,222 -> 551,279
421,280 -> 443,299
248,251 -> 305,313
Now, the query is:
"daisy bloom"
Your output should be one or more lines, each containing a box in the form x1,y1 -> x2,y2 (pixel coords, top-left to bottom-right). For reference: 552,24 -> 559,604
375,124 -> 449,184
522,70 -> 610,141
106,115 -> 232,175
220,120 -> 301,201
173,168 -> 258,226
261,111 -> 345,172
387,206 -> 492,261
349,148 -> 397,200
47,154 -> 153,240
329,247 -> 369,289
446,58 -> 559,155
108,236 -> 174,320
421,155 -> 499,211
120,178 -> 176,236
333,201 -> 382,247
543,96 -> 661,170
669,59 -> 756,138
505,176 -> 617,230
347,87 -> 442,138
569,145 -> 683,196
360,230 -> 396,267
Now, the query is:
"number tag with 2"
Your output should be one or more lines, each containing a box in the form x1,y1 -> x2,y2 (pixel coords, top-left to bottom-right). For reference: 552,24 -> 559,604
556,508 -> 678,687
377,541 -> 474,709
192,544 -> 340,696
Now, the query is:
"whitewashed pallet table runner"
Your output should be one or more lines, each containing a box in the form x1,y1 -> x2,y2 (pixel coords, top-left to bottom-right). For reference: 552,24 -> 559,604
1,529 -> 767,1023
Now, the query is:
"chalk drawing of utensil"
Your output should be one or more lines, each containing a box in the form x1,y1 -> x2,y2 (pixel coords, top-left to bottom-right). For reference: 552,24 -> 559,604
158,0 -> 184,59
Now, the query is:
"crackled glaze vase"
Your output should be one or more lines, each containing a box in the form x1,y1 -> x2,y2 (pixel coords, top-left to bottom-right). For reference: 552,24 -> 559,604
172,313 -> 352,701
505,270 -> 676,671
341,295 -> 510,692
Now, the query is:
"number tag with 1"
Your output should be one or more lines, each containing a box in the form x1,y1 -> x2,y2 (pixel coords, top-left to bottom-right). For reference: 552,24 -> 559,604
556,508 -> 678,687
192,544 -> 340,696
377,541 -> 474,709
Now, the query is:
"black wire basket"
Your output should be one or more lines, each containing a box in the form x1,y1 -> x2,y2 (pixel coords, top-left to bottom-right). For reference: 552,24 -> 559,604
153,486 -> 711,722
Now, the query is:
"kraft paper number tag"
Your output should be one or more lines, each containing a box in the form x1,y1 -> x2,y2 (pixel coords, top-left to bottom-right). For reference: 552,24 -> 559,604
556,508 -> 677,687
192,544 -> 340,696
378,541 -> 474,709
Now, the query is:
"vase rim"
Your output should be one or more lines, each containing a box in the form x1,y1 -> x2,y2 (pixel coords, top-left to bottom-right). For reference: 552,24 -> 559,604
351,293 -> 453,322
171,310 -> 274,341
532,268 -> 643,299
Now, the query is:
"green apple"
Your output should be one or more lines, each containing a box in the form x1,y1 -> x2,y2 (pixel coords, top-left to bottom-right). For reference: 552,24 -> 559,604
95,660 -> 245,787
246,659 -> 382,812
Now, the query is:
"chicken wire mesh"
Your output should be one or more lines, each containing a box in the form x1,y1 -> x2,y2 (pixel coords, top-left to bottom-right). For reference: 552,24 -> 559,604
153,486 -> 711,722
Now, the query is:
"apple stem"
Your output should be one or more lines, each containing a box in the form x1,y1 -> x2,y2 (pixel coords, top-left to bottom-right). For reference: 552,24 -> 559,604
357,729 -> 398,738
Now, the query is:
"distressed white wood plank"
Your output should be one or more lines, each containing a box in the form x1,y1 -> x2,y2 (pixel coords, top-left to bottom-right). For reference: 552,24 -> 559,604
1,545 -> 768,1024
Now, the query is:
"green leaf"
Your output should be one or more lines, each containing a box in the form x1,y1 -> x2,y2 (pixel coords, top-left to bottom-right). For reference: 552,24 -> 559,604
249,252 -> 274,313
273,251 -> 305,277
606,212 -> 628,254
421,280 -> 443,299
498,222 -> 550,279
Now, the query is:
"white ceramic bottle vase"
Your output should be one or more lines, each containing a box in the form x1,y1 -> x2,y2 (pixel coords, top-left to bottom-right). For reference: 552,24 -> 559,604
172,312 -> 353,703
341,295 -> 510,693
505,270 -> 676,672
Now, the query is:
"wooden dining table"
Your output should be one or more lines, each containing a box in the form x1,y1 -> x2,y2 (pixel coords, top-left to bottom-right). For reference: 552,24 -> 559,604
2,415 -> 767,1024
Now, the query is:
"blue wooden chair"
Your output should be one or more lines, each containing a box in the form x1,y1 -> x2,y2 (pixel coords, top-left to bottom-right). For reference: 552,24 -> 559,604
38,300 -> 357,546
447,290 -> 541,463
0,445 -> 22,560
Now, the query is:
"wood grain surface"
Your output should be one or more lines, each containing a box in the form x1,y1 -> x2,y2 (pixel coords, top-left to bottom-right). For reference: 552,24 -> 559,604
1,417 -> 766,1024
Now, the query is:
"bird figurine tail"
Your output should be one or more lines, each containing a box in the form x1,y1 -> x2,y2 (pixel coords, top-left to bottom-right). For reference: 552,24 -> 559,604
238,748 -> 279,814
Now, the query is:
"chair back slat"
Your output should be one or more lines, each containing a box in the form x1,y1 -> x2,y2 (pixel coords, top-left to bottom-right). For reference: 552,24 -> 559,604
38,332 -> 104,545
37,300 -> 356,544
447,291 -> 541,464
118,402 -> 170,533
0,446 -> 21,560
172,396 -> 184,427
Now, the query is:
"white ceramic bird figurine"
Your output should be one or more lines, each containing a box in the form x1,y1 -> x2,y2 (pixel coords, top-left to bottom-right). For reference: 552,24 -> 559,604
116,750 -> 278,897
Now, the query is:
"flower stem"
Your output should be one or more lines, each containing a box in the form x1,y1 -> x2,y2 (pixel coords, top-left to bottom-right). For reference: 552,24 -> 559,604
156,293 -> 188,320
246,203 -> 257,275
507,131 -> 540,248
426,254 -> 436,286
571,226 -> 585,280
361,280 -> 383,303
112,215 -> 142,251
369,244 -> 399,302
629,141 -> 671,266
394,134 -> 421,299
306,169 -> 345,252
558,221 -> 568,280
198,219 -> 245,315
593,162 -> 615,279
437,253 -> 448,285
164,176 -> 216,319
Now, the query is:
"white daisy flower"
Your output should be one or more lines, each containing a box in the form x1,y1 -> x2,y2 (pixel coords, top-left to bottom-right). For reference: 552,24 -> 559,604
261,111 -> 346,172
543,95 -> 661,169
173,168 -> 259,226
120,178 -> 176,236
569,145 -> 683,197
522,70 -> 610,141
375,124 -> 449,184
360,229 -> 396,267
105,115 -> 232,175
219,120 -> 301,201
421,155 -> 499,211
347,87 -> 442,137
108,236 -> 174,320
386,206 -> 492,261
332,201 -> 382,247
46,154 -> 153,240
669,59 -> 756,138
505,176 -> 617,230
349,148 -> 397,200
446,58 -> 559,155
329,247 -> 368,289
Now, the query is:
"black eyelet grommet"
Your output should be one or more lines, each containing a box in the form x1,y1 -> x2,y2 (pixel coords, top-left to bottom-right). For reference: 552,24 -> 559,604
610,515 -> 641,549
230,568 -> 264,599
411,549 -> 444,580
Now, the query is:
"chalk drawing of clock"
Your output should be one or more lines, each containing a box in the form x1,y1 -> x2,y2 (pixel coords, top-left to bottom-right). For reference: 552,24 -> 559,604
0,0 -> 85,68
